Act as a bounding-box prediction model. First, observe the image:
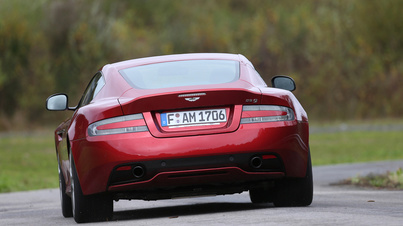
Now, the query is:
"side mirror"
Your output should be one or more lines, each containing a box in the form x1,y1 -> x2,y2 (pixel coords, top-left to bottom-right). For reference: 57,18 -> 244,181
271,76 -> 296,92
46,94 -> 68,111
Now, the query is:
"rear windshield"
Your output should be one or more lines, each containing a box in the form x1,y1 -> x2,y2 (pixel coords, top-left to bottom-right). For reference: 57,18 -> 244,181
120,60 -> 239,89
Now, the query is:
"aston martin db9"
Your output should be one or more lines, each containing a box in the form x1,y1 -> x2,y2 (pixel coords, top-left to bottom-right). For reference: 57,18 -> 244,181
46,53 -> 312,223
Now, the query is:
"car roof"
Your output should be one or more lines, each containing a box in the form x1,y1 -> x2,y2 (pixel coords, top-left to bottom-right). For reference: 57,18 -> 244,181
104,53 -> 254,71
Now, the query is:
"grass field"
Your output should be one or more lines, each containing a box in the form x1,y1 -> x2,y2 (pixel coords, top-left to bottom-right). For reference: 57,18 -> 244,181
310,130 -> 403,165
1,120 -> 403,193
0,131 -> 58,193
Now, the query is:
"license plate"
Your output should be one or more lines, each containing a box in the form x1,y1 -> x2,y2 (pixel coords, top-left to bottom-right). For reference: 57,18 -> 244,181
161,109 -> 227,127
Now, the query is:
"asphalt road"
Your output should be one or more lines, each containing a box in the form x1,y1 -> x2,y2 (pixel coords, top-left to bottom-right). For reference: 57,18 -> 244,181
1,160 -> 403,225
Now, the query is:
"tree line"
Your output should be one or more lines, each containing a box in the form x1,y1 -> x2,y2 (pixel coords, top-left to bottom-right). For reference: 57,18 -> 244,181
0,0 -> 402,130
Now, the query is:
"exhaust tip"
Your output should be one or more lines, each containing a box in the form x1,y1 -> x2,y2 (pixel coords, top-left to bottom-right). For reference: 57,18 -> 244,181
250,156 -> 263,169
132,166 -> 145,178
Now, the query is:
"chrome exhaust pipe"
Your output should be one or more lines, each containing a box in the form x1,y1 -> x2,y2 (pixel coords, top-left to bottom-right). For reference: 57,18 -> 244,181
250,156 -> 263,169
132,166 -> 145,178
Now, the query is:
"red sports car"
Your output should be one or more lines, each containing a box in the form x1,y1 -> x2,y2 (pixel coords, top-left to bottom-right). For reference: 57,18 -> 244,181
46,53 -> 312,223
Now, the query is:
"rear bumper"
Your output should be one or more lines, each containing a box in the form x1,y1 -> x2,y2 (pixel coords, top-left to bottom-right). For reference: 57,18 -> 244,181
70,120 -> 309,196
108,151 -> 284,187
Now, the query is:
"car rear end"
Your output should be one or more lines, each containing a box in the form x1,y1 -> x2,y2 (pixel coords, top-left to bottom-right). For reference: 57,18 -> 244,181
71,55 -> 309,200
76,105 -> 307,199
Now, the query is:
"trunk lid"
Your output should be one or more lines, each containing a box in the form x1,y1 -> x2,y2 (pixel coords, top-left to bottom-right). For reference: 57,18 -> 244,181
118,82 -> 262,137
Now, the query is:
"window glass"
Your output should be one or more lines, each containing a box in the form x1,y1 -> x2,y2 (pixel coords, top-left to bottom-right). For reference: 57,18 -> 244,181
78,73 -> 105,107
120,60 -> 239,89
93,75 -> 105,97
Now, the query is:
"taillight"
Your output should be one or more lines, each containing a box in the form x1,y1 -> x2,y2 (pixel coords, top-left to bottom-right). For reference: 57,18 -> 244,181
240,105 -> 294,124
88,114 -> 148,136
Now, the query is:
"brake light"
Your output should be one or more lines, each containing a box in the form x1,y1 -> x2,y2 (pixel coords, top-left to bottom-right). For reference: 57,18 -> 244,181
88,114 -> 148,136
240,105 -> 294,124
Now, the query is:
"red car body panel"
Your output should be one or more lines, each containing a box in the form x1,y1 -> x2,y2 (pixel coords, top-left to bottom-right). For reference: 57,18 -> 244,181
53,53 -> 309,198
69,120 -> 308,195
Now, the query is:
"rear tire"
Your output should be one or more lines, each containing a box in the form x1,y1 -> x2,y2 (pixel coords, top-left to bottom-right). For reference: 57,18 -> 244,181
58,159 -> 73,217
70,153 -> 113,223
273,152 -> 313,207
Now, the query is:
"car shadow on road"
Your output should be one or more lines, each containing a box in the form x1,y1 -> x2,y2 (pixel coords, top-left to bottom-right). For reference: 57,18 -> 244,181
112,202 -> 274,221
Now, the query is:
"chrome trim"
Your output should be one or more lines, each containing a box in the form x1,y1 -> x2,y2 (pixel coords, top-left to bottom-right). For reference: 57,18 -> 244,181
178,93 -> 206,98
